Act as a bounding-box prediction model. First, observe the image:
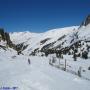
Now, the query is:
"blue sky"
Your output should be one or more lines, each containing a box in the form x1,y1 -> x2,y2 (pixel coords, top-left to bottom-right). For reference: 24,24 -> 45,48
0,0 -> 90,32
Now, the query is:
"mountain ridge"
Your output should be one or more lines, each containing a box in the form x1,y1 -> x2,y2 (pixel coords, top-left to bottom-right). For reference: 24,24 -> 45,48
10,26 -> 78,55
0,15 -> 90,57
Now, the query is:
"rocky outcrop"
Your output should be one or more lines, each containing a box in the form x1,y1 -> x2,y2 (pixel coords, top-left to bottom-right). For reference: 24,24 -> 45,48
85,15 -> 90,26
0,28 -> 16,49
80,15 -> 90,26
0,29 -> 10,44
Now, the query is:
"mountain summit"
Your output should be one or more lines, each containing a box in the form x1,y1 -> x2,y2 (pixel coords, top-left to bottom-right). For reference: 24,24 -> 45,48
81,14 -> 90,26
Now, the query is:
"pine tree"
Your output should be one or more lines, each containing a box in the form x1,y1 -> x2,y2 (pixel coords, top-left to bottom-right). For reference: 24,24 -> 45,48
0,28 -> 5,41
82,51 -> 88,59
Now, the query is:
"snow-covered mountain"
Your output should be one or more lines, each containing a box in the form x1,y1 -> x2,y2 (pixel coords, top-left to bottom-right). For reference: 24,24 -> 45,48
10,26 -> 78,55
9,15 -> 90,57
0,15 -> 90,90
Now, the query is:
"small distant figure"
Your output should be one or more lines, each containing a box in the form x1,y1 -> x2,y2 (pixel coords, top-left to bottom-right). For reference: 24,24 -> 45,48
73,53 -> 77,61
78,66 -> 82,77
49,59 -> 51,65
28,58 -> 31,64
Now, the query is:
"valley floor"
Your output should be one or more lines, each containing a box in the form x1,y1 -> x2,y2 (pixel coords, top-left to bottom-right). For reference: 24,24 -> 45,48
0,51 -> 90,90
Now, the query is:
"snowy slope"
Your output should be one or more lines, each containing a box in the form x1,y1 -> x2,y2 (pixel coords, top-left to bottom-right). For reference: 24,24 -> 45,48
78,24 -> 90,40
0,51 -> 90,90
10,31 -> 42,44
